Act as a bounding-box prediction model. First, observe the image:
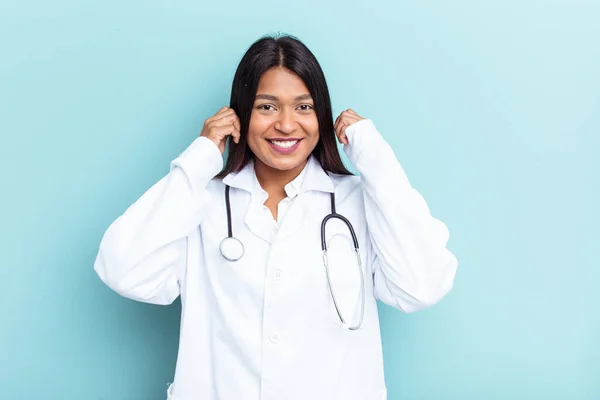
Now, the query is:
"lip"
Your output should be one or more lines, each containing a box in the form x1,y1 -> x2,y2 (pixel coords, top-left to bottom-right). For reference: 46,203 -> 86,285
267,138 -> 303,155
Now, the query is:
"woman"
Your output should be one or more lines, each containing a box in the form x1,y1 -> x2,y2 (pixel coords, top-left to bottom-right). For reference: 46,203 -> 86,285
95,34 -> 458,400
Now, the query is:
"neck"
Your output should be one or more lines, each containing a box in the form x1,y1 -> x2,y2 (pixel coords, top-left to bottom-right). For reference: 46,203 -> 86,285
254,157 -> 308,197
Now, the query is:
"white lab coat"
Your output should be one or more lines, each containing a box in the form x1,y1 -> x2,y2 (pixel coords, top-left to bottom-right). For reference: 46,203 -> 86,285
94,119 -> 458,400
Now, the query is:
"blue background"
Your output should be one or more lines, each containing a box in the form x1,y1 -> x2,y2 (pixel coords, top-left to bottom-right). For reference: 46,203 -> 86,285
1,0 -> 599,399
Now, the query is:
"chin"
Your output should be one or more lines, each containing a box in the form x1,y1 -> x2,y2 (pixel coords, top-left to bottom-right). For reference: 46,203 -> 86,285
265,156 -> 307,171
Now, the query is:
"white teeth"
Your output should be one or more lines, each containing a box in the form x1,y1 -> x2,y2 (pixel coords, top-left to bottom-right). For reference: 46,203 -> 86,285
270,140 -> 299,149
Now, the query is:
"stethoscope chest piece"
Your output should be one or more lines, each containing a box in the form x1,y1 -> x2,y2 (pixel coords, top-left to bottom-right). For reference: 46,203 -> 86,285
220,185 -> 245,261
220,236 -> 244,261
220,183 -> 364,330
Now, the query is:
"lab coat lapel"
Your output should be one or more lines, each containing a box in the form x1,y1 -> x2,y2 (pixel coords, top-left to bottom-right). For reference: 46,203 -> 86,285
276,156 -> 334,243
245,201 -> 274,244
222,160 -> 274,244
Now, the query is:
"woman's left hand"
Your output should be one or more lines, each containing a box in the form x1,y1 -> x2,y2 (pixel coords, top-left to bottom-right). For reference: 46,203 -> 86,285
334,109 -> 365,145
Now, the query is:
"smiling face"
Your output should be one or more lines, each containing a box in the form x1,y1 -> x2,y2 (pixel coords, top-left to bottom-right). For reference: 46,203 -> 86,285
247,67 -> 320,177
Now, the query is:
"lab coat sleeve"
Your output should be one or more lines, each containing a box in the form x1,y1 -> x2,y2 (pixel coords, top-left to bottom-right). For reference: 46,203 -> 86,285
94,136 -> 223,305
344,119 -> 458,313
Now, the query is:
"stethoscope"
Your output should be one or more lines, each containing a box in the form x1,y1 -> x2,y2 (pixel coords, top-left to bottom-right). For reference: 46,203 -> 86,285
219,184 -> 365,330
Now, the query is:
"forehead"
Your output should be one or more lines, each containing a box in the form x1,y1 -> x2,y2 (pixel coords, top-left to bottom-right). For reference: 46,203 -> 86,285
256,67 -> 311,97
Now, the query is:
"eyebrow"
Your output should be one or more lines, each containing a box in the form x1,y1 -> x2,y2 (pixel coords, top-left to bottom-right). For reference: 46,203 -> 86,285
255,94 -> 313,101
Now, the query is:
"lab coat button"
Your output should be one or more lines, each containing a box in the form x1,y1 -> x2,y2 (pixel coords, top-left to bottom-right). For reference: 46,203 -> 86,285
269,333 -> 280,344
273,269 -> 282,279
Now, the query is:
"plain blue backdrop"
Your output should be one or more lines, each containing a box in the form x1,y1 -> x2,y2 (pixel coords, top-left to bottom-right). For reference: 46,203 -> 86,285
1,0 -> 599,399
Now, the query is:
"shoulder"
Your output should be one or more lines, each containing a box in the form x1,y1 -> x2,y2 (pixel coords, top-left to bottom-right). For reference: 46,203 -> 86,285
206,177 -> 226,197
329,173 -> 363,202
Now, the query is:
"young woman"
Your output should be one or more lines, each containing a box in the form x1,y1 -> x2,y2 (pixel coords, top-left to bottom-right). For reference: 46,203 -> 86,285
95,34 -> 458,400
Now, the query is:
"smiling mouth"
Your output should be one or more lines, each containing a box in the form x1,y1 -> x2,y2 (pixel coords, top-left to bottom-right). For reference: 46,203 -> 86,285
267,139 -> 301,149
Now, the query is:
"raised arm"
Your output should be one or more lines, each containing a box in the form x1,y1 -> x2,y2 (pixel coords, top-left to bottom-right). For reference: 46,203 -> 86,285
94,106 -> 241,305
343,118 -> 458,313
94,137 -> 223,304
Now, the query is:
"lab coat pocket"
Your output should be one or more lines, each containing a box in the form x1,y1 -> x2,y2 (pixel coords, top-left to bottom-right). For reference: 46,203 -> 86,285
324,228 -> 364,329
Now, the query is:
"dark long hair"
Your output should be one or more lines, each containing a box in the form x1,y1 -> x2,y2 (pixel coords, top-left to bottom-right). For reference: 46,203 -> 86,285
217,34 -> 353,178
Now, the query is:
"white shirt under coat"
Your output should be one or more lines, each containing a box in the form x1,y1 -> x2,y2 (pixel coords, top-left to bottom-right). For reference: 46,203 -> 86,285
94,119 -> 458,400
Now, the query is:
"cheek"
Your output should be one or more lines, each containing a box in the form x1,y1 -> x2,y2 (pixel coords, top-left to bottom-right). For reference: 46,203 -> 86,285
247,116 -> 269,146
303,117 -> 320,139
301,120 -> 320,151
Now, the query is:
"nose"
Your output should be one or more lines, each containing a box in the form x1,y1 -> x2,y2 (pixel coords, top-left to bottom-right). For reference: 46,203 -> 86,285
274,108 -> 298,134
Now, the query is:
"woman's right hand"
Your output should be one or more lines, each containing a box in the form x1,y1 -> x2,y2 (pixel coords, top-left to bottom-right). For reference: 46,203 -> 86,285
200,106 -> 241,155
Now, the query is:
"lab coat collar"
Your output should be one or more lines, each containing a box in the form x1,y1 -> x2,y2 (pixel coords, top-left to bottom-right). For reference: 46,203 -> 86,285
221,155 -> 334,194
222,155 -> 334,245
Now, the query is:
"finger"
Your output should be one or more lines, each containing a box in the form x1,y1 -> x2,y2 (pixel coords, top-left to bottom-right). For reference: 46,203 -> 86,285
335,118 -> 347,142
333,119 -> 342,141
340,113 -> 360,128
334,119 -> 347,145
232,127 -> 241,144
347,109 -> 362,120
213,114 -> 241,143
342,109 -> 360,121
213,108 -> 236,120
343,109 -> 363,121
334,110 -> 355,131
334,115 -> 350,137
340,109 -> 353,118
230,117 -> 241,143
339,122 -> 349,145
205,107 -> 233,124
232,119 -> 241,144
210,112 -> 238,127
334,114 -> 344,136
209,124 -> 237,141
212,106 -> 230,120
225,128 -> 241,144
334,112 -> 343,128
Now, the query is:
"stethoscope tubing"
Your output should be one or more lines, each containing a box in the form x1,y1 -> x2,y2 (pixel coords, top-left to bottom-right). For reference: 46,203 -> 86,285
221,184 -> 365,330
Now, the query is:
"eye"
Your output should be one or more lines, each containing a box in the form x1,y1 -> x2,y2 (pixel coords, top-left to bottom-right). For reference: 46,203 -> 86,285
298,104 -> 314,111
257,104 -> 276,111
